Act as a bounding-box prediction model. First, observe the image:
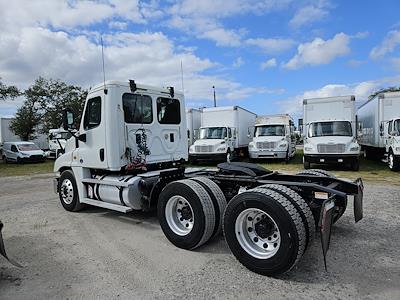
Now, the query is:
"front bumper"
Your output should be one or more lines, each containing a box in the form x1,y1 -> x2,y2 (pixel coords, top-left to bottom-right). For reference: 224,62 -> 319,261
304,154 -> 358,164
249,150 -> 286,159
189,153 -> 227,161
19,156 -> 45,163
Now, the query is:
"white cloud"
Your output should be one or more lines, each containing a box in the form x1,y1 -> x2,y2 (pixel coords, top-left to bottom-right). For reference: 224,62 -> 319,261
246,38 -> 295,54
261,58 -> 277,70
224,86 -> 284,100
233,57 -> 244,68
278,76 -> 400,117
370,30 -> 400,59
108,21 -> 128,30
283,32 -> 351,69
289,5 -> 328,29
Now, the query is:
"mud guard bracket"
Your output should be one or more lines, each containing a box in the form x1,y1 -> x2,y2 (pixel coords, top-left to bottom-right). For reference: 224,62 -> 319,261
319,199 -> 335,271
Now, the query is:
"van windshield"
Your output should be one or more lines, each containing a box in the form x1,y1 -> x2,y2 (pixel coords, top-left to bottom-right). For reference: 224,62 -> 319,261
255,125 -> 285,137
309,121 -> 352,137
17,144 -> 40,151
200,127 -> 227,139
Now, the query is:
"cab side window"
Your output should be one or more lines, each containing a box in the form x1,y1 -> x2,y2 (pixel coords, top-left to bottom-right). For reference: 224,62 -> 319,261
84,97 -> 101,130
388,121 -> 393,135
11,145 -> 18,152
157,98 -> 181,124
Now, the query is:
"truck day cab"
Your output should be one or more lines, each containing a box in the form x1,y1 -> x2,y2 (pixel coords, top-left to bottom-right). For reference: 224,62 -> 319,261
188,106 -> 256,162
248,114 -> 296,161
54,80 -> 364,276
357,91 -> 400,171
303,96 -> 360,170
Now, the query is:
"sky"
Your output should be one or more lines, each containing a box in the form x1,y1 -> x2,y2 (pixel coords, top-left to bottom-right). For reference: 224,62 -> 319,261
0,0 -> 399,121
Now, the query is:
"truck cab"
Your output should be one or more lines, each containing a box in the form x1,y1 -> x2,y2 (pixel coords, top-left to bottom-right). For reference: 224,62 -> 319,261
189,126 -> 235,162
386,118 -> 400,170
48,129 -> 74,158
248,115 -> 296,161
303,96 -> 360,170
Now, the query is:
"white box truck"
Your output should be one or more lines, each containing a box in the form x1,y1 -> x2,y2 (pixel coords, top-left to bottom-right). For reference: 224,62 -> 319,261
188,106 -> 256,162
357,91 -> 400,171
248,114 -> 296,161
186,108 -> 201,147
303,96 -> 360,170
53,79 -> 364,276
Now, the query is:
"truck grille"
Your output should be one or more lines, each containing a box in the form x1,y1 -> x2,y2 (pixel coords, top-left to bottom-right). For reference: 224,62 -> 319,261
317,144 -> 345,153
256,142 -> 276,149
195,145 -> 213,153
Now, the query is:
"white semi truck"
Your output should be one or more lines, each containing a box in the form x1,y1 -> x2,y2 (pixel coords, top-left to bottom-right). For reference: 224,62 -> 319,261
188,106 -> 256,162
357,91 -> 400,171
303,96 -> 360,170
248,114 -> 296,161
186,108 -> 201,147
53,79 -> 364,276
48,128 -> 74,158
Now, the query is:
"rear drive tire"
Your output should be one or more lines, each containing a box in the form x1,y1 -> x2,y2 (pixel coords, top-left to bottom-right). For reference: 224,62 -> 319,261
58,170 -> 85,212
300,169 -> 336,178
190,177 -> 227,238
303,159 -> 310,169
158,179 -> 215,250
258,184 -> 315,251
223,187 -> 306,276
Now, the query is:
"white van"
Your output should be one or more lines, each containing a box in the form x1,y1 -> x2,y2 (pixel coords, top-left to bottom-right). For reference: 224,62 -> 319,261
2,141 -> 45,163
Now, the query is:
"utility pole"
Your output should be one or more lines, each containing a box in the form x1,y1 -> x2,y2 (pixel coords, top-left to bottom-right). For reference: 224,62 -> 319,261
213,86 -> 216,107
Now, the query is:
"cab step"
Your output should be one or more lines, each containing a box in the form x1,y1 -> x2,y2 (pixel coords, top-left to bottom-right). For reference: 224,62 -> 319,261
80,198 -> 133,213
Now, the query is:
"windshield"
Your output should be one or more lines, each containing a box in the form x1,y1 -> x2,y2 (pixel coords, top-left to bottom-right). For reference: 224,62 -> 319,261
200,127 -> 227,139
17,144 -> 40,151
255,125 -> 285,137
394,119 -> 400,135
309,121 -> 352,137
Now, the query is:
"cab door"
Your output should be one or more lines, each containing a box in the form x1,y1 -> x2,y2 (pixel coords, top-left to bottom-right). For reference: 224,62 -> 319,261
76,93 -> 107,169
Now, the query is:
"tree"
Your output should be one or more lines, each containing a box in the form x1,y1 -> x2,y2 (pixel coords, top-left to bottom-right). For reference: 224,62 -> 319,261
24,77 -> 87,132
10,99 -> 41,141
0,77 -> 20,101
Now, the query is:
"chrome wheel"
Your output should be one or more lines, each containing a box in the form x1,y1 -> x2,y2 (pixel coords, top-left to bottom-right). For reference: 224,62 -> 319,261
165,195 -> 194,236
60,179 -> 74,205
235,208 -> 281,259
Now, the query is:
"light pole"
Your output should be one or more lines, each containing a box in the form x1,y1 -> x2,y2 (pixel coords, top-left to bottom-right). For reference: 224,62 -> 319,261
213,86 -> 216,107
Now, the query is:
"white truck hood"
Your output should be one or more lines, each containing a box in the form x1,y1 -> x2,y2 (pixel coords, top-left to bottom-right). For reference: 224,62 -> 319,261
253,136 -> 285,143
194,139 -> 225,146
20,149 -> 44,156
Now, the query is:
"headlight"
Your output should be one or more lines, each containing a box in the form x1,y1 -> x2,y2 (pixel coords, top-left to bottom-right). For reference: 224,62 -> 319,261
395,147 -> 400,152
249,143 -> 255,149
304,146 -> 313,151
216,147 -> 226,152
278,142 -> 287,148
350,146 -> 359,152
189,146 -> 195,153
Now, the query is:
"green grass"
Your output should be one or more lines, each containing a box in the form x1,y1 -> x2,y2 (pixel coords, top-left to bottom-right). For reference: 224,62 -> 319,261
190,149 -> 400,185
0,160 -> 54,177
0,151 -> 397,185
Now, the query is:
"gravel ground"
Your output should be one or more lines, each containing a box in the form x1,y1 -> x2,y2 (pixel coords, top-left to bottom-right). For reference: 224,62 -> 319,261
0,173 -> 399,299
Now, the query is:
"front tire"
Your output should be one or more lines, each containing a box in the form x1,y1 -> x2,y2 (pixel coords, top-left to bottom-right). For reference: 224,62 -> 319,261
58,170 -> 85,212
388,151 -> 400,171
303,159 -> 310,169
351,158 -> 360,171
223,188 -> 306,276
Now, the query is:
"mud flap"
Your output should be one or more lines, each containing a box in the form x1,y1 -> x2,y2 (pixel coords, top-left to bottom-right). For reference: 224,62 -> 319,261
319,199 -> 335,271
354,178 -> 364,223
0,221 -> 22,267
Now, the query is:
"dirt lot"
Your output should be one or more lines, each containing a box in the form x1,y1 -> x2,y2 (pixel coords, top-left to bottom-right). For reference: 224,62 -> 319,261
0,173 -> 400,299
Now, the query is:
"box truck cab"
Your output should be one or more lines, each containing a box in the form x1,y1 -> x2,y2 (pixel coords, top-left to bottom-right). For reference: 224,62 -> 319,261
358,91 -> 400,170
188,106 -> 256,162
248,114 -> 296,161
303,96 -> 360,170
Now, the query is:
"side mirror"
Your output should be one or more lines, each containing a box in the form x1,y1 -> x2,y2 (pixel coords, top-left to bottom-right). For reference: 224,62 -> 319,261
63,109 -> 75,130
